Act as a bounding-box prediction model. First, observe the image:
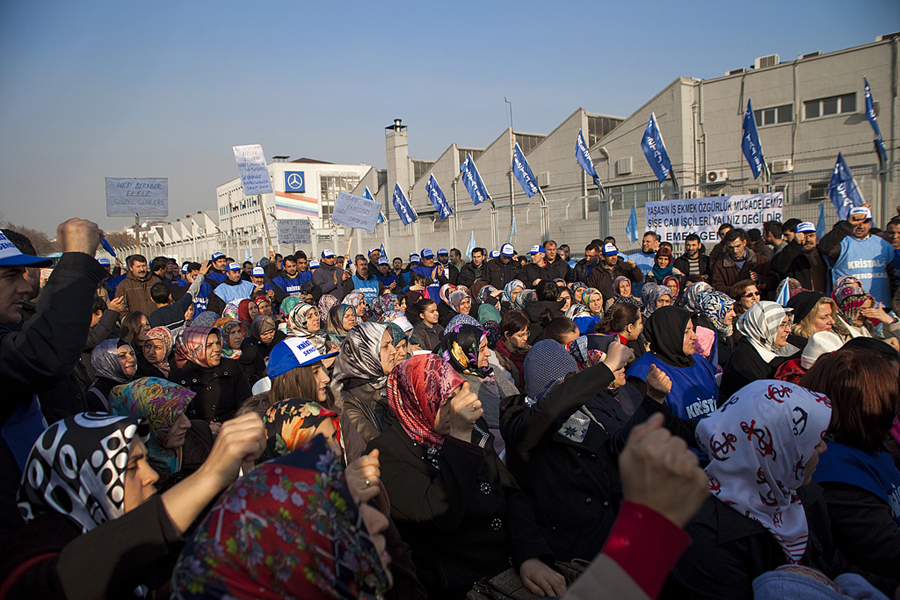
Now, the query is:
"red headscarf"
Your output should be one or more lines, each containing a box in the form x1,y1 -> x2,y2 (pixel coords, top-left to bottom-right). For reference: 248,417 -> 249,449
387,354 -> 465,448
237,299 -> 255,327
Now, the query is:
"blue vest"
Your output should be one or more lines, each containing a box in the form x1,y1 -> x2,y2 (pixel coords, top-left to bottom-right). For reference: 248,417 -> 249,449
832,235 -> 894,305
206,271 -> 227,286
272,271 -> 311,295
352,275 -> 380,303
626,351 -> 719,420
213,280 -> 255,305
813,441 -> 900,526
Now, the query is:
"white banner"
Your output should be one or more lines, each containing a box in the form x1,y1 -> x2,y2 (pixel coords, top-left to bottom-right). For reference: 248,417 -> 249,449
105,177 -> 168,217
277,219 -> 311,244
331,191 -> 382,233
645,193 -> 784,243
232,144 -> 273,195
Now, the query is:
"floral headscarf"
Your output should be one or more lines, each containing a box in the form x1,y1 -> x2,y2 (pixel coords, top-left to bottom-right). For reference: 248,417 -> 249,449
253,296 -> 271,313
379,309 -> 413,334
448,290 -> 470,313
91,338 -> 134,383
438,324 -> 492,378
261,399 -> 341,462
566,335 -> 610,370
18,413 -> 149,533
697,380 -> 832,564
387,354 -> 465,449
173,326 -> 219,368
144,326 -> 174,377
513,289 -> 538,311
697,290 -> 736,336
287,303 -> 328,354
191,310 -> 221,328
445,313 -> 480,334
832,276 -> 862,298
215,318 -> 244,359
318,294 -> 338,324
581,288 -> 603,315
641,283 -> 671,318
171,436 -> 390,600
502,279 -> 525,305
832,285 -> 875,327
481,320 -> 502,349
366,294 -> 397,321
222,304 -> 239,322
478,285 -> 499,305
341,290 -> 367,314
108,377 -> 195,475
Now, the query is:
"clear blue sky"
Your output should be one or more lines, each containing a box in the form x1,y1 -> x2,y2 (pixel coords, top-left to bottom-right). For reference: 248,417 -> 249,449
1,0 -> 897,236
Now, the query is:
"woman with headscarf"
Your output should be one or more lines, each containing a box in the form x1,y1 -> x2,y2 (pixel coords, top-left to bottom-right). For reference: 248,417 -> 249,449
171,435 -> 392,600
109,377 -> 214,492
662,275 -> 680,301
137,326 -> 174,378
331,322 -> 398,444
248,314 -> 285,362
278,295 -> 302,326
190,310 -> 221,329
2,411 -> 266,599
678,280 -> 712,312
718,301 -> 799,402
236,298 -> 258,331
342,290 -> 368,320
626,306 -> 719,421
253,295 -> 273,317
368,354 -> 566,600
501,279 -> 526,311
833,284 -> 900,341
317,293 -> 338,326
168,326 -> 252,424
325,303 -> 357,348
666,380 -> 897,599
597,301 -> 647,360
694,289 -> 737,368
641,282 -> 672,319
215,318 -> 244,360
367,293 -> 397,322
502,339 -> 693,563
439,290 -> 472,327
87,338 -> 138,410
287,301 -> 330,355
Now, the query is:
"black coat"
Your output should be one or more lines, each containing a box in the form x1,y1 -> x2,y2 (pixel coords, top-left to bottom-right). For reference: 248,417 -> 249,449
456,261 -> 486,288
662,484 -> 900,599
769,238 -> 829,292
500,362 -> 696,562
237,337 -> 268,385
718,338 -> 792,402
673,253 -> 711,280
484,257 -> 522,290
367,421 -> 553,600
168,358 -> 252,422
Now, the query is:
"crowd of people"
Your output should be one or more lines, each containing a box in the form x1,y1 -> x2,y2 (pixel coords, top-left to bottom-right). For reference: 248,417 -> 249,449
0,205 -> 899,599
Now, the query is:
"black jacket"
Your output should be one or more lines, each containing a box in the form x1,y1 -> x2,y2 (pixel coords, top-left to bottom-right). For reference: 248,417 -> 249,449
572,258 -> 597,284
483,257 -> 522,290
456,261 -> 486,288
770,239 -> 829,292
168,358 -> 252,422
367,420 -> 553,600
586,260 -> 645,301
663,484 -> 899,599
544,255 -> 574,282
673,253 -> 710,280
521,262 -> 556,287
718,338 -> 792,402
236,337 -> 268,385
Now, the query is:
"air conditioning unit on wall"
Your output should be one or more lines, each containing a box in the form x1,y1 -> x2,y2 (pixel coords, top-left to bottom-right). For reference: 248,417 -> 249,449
706,170 -> 729,183
772,159 -> 794,174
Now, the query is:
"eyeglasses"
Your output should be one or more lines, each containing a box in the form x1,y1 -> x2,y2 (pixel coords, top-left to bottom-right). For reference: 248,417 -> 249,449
742,291 -> 761,299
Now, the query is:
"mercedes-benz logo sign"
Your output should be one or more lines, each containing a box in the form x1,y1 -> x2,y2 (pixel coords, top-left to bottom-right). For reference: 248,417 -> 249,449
287,173 -> 303,189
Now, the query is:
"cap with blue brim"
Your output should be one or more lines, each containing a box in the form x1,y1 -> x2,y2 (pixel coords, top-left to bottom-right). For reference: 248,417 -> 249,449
0,231 -> 52,267
267,337 -> 339,378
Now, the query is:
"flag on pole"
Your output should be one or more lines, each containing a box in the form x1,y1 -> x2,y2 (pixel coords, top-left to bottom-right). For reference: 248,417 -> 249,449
742,99 -> 768,179
362,187 -> 374,200
626,205 -> 639,244
460,155 -> 491,206
100,237 -> 117,258
364,187 -> 386,226
827,153 -> 865,221
509,216 -> 516,243
776,278 -> 792,306
392,183 -> 417,226
864,77 -> 888,166
465,231 -> 476,259
425,174 -> 452,219
575,130 -> 601,188
380,242 -> 386,257
512,142 -> 539,198
641,112 -> 673,184
816,203 -> 826,239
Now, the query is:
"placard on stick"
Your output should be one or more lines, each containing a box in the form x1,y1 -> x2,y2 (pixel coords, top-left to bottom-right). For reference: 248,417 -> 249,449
105,178 -> 168,217
232,144 -> 273,195
331,191 -> 382,233
277,219 -> 311,244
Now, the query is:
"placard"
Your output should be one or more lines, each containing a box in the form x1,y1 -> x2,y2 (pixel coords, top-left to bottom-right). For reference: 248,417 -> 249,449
232,144 -> 273,195
645,193 -> 784,243
331,191 -> 383,233
277,219 -> 311,244
105,178 -> 168,217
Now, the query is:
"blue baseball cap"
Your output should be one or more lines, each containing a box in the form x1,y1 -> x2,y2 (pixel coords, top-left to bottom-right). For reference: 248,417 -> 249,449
368,247 -> 379,255
438,248 -> 449,255
489,250 -> 500,258
795,222 -> 816,234
98,257 -> 111,267
309,260 -> 320,268
378,257 -> 389,265
321,249 -> 335,258
602,243 -> 618,256
421,248 -> 434,259
251,266 -> 265,277
180,263 -> 189,274
500,243 -> 515,257
528,245 -> 545,255
211,252 -> 225,261
409,254 -> 421,264
0,231 -> 52,268
267,338 -> 339,379
227,262 -> 241,271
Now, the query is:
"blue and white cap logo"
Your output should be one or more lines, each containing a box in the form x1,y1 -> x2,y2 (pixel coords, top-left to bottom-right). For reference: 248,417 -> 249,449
528,244 -> 545,255
795,222 -> 816,234
500,243 -> 515,257
227,262 -> 241,271
212,252 -> 225,261
438,248 -> 448,255
309,260 -> 320,268
849,206 -> 872,221
251,266 -> 265,277
602,243 -> 618,256
421,248 -> 434,259
266,337 -> 338,378
321,249 -> 335,258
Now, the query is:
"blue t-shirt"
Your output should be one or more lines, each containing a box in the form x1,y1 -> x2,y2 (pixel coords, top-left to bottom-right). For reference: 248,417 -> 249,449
352,275 -> 380,303
626,351 -> 718,420
832,235 -> 894,305
272,271 -> 312,295
376,273 -> 398,289
629,251 -> 657,297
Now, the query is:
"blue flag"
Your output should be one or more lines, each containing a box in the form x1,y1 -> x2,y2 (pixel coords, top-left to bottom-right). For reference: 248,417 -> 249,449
460,155 -> 491,206
512,142 -> 539,198
425,174 -> 452,219
641,112 -> 673,184
509,216 -> 516,243
742,99 -> 767,180
380,242 -> 386,257
626,205 -> 639,244
100,236 -> 117,258
816,203 -> 826,239
776,278 -> 792,307
363,187 -> 385,226
864,77 -> 888,165
362,187 -> 374,201
465,231 -> 476,259
575,129 -> 600,188
827,153 -> 865,221
391,183 -> 417,226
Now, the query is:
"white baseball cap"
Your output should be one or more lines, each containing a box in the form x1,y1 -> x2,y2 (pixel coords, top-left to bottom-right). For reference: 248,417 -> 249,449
501,243 -> 515,257
795,222 -> 816,234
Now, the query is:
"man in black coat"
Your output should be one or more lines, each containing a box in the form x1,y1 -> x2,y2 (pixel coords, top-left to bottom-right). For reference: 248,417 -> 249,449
770,221 -> 829,292
542,240 -> 574,282
484,243 -> 522,289
673,234 -> 710,281
573,241 -> 602,284
456,247 -> 488,288
521,245 -> 555,287
586,243 -> 644,301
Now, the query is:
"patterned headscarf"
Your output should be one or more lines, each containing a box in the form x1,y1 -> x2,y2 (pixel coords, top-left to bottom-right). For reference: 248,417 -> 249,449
478,285 -> 499,305
253,296 -> 271,313
513,289 -> 538,311
341,290 -> 366,314
697,290 -> 736,336
523,339 -> 579,401
108,377 -> 195,475
379,309 -> 413,334
18,413 -> 149,533
250,315 -> 277,343
144,326 -> 174,377
448,290 -> 470,313
171,436 -> 390,599
832,285 -> 875,327
566,303 -> 591,319
681,281 -> 712,312
387,354 -> 465,449
605,295 -> 643,316
641,283 -> 671,318
502,279 -> 525,305
222,304 -> 239,322
831,276 -> 862,299
439,283 -> 458,305
287,302 -> 328,354
331,322 -> 392,391
612,276 -> 630,298
366,294 -> 397,321
481,320 -> 502,349
318,294 -> 338,324
173,326 -> 219,368
566,335 -> 613,370
569,282 -> 587,304
91,339 -> 134,383
581,288 -> 604,315
215,319 -> 244,359
697,380 -> 832,564
445,313 -> 480,334
280,296 -> 302,318
736,301 -> 793,362
261,400 -> 341,462
191,310 -> 221,328
662,275 -> 680,298
438,324 -> 491,377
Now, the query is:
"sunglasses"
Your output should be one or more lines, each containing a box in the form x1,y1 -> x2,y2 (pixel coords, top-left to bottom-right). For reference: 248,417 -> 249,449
742,291 -> 761,299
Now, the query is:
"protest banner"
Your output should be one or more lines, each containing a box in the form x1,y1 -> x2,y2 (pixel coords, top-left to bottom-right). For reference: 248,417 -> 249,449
277,219 -> 311,244
105,178 -> 168,217
645,193 -> 783,243
232,144 -> 273,195
331,191 -> 382,233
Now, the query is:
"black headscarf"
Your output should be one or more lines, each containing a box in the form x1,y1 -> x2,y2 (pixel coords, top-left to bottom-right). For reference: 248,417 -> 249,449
644,306 -> 696,368
435,324 -> 492,378
787,291 -> 823,324
842,336 -> 900,365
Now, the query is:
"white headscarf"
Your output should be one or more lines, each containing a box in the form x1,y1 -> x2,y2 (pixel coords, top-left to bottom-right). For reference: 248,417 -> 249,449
736,301 -> 794,362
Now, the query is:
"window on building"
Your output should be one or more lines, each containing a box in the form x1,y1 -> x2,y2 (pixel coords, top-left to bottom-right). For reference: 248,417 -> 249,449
804,93 -> 856,119
753,104 -> 792,126
606,181 -> 662,211
319,173 -> 362,219
808,182 -> 829,201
